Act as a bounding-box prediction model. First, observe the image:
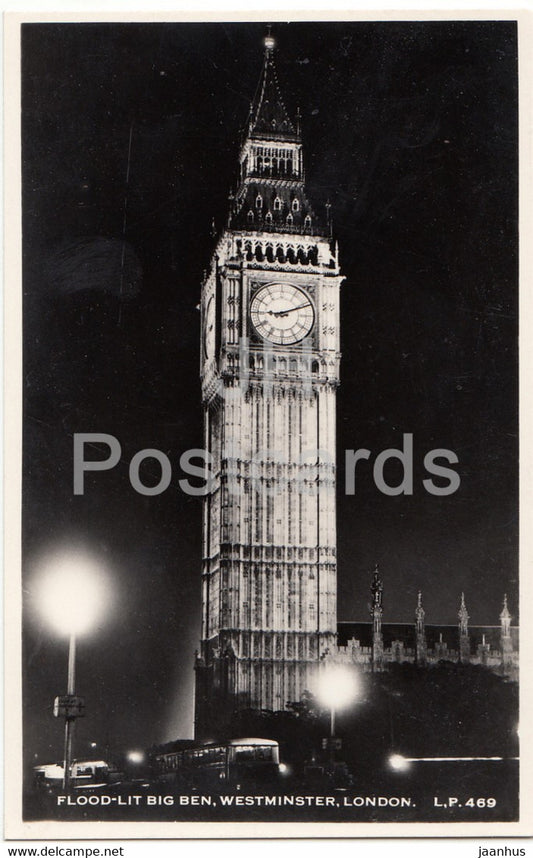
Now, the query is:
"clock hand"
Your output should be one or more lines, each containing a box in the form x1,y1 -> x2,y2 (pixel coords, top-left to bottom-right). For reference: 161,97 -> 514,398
266,304 -> 309,318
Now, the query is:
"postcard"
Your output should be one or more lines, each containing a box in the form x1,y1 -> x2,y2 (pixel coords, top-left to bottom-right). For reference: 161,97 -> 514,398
4,9 -> 531,839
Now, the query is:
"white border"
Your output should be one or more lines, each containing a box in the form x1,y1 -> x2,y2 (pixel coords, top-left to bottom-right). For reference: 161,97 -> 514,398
4,4 -> 532,840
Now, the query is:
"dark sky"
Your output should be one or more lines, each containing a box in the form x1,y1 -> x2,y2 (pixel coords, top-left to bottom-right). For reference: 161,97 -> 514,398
22,21 -> 518,761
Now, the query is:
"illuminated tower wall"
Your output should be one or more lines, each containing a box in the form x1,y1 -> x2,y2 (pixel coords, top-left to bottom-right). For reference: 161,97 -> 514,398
194,38 -> 344,739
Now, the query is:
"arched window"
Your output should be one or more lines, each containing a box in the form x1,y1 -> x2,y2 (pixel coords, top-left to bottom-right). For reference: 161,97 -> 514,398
292,198 -> 300,212
304,215 -> 312,229
273,196 -> 282,211
311,360 -> 319,374
286,212 -> 293,226
308,246 -> 318,265
266,244 -> 274,262
247,210 -> 254,222
265,212 -> 273,225
256,194 -> 263,209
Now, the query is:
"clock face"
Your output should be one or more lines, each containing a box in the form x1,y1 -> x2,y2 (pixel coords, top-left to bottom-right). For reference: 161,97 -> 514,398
250,283 -> 314,345
203,296 -> 215,359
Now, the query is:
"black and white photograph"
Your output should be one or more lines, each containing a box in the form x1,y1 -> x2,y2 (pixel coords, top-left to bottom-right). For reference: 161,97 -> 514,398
8,14 -> 525,837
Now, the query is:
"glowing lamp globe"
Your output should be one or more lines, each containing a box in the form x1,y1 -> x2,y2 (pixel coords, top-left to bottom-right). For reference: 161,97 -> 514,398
127,751 -> 145,764
316,664 -> 360,711
264,35 -> 275,51
35,552 -> 109,637
389,754 -> 411,772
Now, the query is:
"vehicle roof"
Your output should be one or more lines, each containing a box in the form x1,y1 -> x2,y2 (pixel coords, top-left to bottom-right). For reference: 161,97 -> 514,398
228,737 -> 278,746
33,764 -> 63,773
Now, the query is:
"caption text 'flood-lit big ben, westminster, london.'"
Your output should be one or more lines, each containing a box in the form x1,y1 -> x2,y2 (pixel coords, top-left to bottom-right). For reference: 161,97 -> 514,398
194,34 -> 344,740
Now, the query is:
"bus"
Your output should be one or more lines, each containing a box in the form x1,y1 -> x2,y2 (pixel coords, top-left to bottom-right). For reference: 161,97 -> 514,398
153,737 -> 281,787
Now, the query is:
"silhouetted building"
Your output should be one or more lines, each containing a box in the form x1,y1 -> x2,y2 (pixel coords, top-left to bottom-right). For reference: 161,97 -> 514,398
337,575 -> 518,680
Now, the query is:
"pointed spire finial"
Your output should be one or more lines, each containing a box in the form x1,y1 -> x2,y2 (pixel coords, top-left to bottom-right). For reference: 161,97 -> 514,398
459,592 -> 469,631
248,31 -> 297,140
500,593 -> 511,620
371,563 -> 383,611
415,589 -> 425,633
264,26 -> 275,55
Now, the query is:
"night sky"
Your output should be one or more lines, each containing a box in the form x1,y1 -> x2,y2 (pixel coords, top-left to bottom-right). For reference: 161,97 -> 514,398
21,21 -> 518,764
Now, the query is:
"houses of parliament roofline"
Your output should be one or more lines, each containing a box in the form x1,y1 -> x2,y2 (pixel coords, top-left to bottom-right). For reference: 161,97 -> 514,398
334,567 -> 518,681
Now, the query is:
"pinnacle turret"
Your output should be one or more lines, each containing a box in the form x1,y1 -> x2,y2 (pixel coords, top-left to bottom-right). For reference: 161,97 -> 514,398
371,564 -> 383,611
458,592 -> 470,663
500,593 -> 511,620
415,590 -> 425,628
415,590 -> 427,665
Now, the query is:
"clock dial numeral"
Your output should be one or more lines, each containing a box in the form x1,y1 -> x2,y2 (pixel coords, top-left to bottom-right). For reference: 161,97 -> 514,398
250,283 -> 314,345
203,296 -> 215,358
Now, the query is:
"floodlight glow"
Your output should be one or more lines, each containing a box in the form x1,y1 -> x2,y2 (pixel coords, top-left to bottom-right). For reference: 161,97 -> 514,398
389,754 -> 516,766
316,664 -> 360,710
127,751 -> 145,764
34,550 -> 110,636
388,754 -> 411,772
405,755 -> 509,762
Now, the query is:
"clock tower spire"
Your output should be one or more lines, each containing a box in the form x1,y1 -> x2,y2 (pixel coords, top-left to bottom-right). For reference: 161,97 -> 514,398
195,34 -> 344,740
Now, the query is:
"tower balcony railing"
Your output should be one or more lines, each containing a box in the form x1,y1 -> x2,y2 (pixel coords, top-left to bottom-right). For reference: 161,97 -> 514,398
232,216 -> 328,240
245,166 -> 302,182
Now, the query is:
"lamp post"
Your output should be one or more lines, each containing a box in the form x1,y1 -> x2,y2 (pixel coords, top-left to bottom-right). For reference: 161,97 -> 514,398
34,551 -> 109,790
62,633 -> 77,791
316,664 -> 360,773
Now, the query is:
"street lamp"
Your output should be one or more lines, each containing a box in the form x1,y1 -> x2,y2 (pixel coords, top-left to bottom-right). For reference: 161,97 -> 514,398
33,550 -> 110,790
388,753 -> 411,772
126,751 -> 145,765
316,664 -> 360,771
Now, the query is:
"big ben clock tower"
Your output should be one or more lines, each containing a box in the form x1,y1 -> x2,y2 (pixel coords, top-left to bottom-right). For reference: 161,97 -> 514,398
195,34 -> 344,739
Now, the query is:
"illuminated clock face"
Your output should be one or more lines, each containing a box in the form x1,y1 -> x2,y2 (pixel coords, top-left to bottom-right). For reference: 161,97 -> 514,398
203,296 -> 215,358
250,283 -> 314,345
